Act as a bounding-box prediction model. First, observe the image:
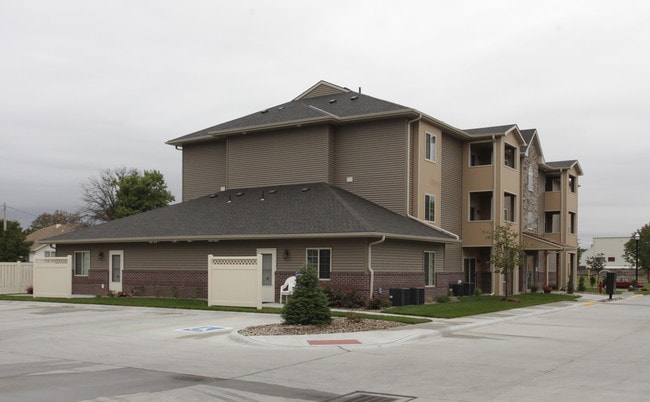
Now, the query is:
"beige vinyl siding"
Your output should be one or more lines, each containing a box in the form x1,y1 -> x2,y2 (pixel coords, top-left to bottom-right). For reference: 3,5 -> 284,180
227,126 -> 331,188
441,135 -> 463,271
182,141 -> 226,202
333,118 -> 408,215
59,238 -> 367,273
372,239 -> 444,272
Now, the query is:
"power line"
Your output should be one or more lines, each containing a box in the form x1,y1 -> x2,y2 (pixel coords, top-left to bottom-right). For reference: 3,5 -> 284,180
5,204 -> 38,218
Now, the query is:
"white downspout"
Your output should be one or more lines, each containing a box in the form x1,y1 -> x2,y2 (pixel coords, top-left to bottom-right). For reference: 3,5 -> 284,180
368,235 -> 386,297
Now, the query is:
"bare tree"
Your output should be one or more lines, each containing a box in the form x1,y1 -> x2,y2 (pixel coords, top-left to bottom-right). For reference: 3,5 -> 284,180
80,167 -> 135,224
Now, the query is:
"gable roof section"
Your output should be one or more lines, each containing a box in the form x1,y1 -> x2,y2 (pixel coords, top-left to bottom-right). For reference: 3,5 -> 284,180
167,80 -> 470,146
464,124 -> 518,137
545,160 -> 584,175
46,183 -> 458,244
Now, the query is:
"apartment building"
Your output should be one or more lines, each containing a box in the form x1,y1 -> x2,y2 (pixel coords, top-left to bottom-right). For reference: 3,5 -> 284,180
49,81 -> 582,300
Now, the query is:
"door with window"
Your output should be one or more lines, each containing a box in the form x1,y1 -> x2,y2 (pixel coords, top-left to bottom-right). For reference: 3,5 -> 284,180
257,248 -> 276,302
109,250 -> 124,293
464,258 -> 477,284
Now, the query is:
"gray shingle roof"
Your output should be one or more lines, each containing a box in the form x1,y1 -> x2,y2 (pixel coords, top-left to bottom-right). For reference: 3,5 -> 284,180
47,183 -> 457,244
167,91 -> 413,145
463,124 -> 518,137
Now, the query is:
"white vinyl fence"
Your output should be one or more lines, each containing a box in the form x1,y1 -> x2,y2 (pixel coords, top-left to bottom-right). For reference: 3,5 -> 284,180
0,262 -> 33,294
33,256 -> 72,298
208,255 -> 262,309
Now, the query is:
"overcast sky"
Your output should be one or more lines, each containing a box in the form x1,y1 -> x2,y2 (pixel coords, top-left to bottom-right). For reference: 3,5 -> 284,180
1,0 -> 649,247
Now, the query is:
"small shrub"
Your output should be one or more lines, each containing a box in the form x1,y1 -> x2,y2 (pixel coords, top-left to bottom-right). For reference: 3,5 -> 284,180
567,275 -> 575,294
323,286 -> 365,308
282,266 -> 332,326
589,276 -> 596,287
543,284 -> 552,293
473,287 -> 482,296
435,295 -> 451,304
25,285 -> 33,294
577,276 -> 586,292
345,312 -> 363,323
530,284 -> 539,293
367,296 -> 390,310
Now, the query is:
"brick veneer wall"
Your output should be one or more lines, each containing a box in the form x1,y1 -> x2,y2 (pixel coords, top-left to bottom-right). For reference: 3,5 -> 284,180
72,269 -> 108,296
124,270 -> 207,298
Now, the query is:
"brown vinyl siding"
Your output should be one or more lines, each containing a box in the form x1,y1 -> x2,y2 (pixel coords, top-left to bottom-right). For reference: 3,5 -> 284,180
227,126 -> 331,188
182,141 -> 226,201
333,118 -> 408,215
372,239 -> 444,273
441,135 -> 463,271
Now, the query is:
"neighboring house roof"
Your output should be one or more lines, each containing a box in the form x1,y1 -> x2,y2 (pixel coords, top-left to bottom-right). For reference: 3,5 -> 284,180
167,80 -> 469,146
46,183 -> 458,244
26,224 -> 82,252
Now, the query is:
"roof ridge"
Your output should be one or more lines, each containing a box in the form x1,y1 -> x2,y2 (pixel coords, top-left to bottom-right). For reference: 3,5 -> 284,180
321,184 -> 374,232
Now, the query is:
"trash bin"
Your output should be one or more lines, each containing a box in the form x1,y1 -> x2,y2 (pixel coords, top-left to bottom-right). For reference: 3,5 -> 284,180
605,272 -> 616,299
449,283 -> 460,296
389,288 -> 410,306
409,287 -> 425,305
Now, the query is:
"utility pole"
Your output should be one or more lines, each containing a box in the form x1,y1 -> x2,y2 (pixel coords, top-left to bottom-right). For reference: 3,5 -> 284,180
3,202 -> 6,232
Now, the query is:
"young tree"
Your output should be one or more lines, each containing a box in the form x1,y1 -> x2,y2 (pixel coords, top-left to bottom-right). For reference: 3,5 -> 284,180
80,167 -> 175,223
487,223 -> 525,299
0,221 -> 31,261
29,210 -> 84,232
585,252 -> 605,276
281,266 -> 332,326
623,224 -> 650,280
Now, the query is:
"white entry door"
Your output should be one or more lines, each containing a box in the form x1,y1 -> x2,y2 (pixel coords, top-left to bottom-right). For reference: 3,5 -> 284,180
257,248 -> 276,302
109,250 -> 124,293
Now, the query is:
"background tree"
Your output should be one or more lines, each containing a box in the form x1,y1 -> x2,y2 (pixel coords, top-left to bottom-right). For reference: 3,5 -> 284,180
487,223 -> 525,299
282,266 -> 332,326
0,221 -> 31,261
29,210 -> 84,232
114,169 -> 175,219
81,167 -> 175,223
623,224 -> 650,280
585,252 -> 605,285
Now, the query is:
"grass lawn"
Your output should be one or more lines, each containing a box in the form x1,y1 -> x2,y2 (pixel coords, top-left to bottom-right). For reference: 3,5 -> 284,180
1,292 -> 581,321
0,294 -> 430,324
384,293 -> 581,319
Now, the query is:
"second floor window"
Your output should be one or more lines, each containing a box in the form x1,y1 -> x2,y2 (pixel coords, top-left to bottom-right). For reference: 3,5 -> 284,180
425,194 -> 435,222
545,211 -> 561,233
546,175 -> 561,192
425,132 -> 436,162
470,142 -> 493,166
504,144 -> 517,169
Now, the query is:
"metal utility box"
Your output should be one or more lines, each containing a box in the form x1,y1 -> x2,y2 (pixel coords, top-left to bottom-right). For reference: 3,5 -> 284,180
389,288 -> 410,306
409,287 -> 425,305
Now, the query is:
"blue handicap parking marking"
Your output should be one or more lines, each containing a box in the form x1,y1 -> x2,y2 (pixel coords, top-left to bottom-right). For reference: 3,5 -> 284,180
179,325 -> 229,333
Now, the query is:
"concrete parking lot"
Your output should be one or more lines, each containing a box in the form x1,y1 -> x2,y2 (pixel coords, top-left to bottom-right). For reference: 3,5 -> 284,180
1,293 -> 648,401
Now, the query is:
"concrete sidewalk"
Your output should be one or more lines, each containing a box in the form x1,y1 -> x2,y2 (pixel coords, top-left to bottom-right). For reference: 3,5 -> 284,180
234,292 -> 610,348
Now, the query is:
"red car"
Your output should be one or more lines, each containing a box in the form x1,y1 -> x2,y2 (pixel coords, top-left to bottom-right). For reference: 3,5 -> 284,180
615,278 -> 644,289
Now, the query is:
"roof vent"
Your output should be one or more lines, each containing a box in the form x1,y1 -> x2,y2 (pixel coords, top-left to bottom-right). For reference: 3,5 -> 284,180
268,189 -> 278,194
260,191 -> 265,201
300,187 -> 310,192
209,194 -> 217,198
277,106 -> 285,110
350,95 -> 358,100
328,99 -> 336,104
227,195 -> 232,203
236,192 -> 244,197
260,109 -> 268,114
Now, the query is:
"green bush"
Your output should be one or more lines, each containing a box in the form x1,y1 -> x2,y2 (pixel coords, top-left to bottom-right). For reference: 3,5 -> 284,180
367,296 -> 391,309
578,276 -> 586,292
281,266 -> 332,326
323,286 -> 366,308
435,295 -> 451,303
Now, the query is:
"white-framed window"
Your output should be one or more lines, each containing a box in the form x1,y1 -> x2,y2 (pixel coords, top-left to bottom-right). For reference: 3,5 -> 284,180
425,194 -> 435,222
424,251 -> 436,286
307,248 -> 331,280
470,142 -> 493,166
44,251 -> 56,258
425,132 -> 436,162
74,251 -> 90,276
504,192 -> 516,223
504,143 -> 517,169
